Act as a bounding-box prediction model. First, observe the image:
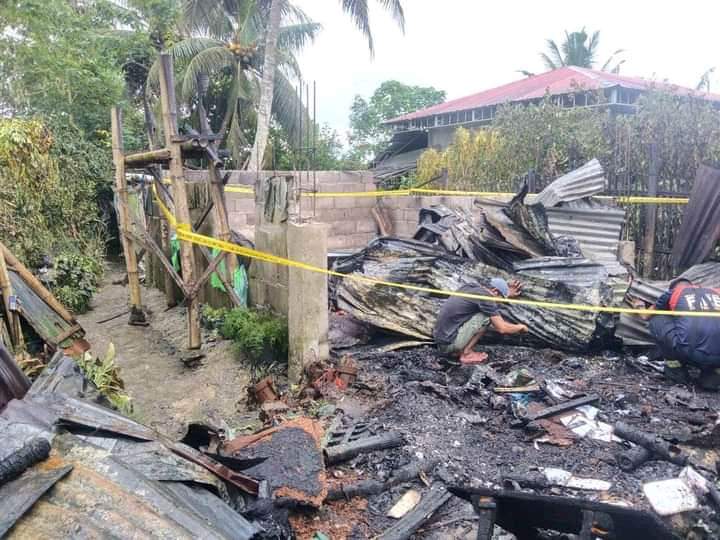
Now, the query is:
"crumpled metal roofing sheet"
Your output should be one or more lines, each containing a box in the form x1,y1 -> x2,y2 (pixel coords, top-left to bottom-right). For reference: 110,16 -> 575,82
0,355 -> 261,539
536,159 -> 606,207
671,164 -> 720,272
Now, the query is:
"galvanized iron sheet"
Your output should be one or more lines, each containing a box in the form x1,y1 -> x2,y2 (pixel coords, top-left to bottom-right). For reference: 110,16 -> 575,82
671,164 -> 720,272
536,159 -> 606,207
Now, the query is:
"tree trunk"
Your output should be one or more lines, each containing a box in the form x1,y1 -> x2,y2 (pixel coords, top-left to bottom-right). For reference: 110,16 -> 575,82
247,0 -> 282,172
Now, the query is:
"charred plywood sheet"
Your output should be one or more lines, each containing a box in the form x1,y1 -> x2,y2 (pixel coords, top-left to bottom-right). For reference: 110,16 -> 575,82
224,417 -> 327,507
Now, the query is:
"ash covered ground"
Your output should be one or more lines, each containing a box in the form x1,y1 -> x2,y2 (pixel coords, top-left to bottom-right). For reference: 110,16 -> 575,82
308,339 -> 720,539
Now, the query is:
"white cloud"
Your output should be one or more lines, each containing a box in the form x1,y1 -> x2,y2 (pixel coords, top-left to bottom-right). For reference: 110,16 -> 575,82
294,0 -> 720,135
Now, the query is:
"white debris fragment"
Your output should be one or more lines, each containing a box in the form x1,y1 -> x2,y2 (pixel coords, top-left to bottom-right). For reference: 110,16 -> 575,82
542,468 -> 612,491
643,478 -> 699,516
387,489 -> 421,519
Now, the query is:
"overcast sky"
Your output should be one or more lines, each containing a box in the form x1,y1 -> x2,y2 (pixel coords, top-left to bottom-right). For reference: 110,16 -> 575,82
293,0 -> 719,137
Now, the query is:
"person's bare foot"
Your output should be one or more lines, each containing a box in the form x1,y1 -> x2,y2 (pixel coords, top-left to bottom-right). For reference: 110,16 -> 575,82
459,351 -> 488,365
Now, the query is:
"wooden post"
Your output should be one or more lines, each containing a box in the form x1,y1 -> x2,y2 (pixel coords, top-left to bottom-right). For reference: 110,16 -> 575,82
641,143 -> 659,278
209,163 -> 240,299
159,53 -> 201,349
111,107 -> 145,324
0,249 -> 23,350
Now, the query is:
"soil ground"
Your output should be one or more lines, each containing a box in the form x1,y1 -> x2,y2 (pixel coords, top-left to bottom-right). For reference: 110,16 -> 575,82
77,263 -> 253,439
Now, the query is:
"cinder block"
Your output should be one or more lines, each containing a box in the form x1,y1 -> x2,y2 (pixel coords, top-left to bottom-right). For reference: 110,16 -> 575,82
334,197 -> 361,209
382,196 -> 413,209
346,207 -> 373,219
404,208 -> 420,221
318,208 -> 348,222
354,197 -> 377,209
331,220 -> 357,235
234,197 -> 254,212
228,213 -> 247,229
356,219 -> 378,234
314,197 -> 335,209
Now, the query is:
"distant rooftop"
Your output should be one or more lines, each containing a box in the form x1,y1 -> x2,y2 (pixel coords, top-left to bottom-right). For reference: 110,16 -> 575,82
384,66 -> 720,128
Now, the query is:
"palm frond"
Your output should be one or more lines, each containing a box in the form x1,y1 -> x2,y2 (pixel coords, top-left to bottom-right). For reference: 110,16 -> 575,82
340,0 -> 374,56
517,70 -> 535,78
182,0 -> 236,39
376,0 -> 405,32
277,22 -> 322,51
545,39 -> 564,68
276,49 -> 301,79
272,71 -> 306,140
181,46 -> 236,102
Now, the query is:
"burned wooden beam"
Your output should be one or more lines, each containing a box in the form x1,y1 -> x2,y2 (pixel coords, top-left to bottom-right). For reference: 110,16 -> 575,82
324,431 -> 405,465
0,438 -> 50,487
516,394 -> 600,425
326,459 -> 438,501
614,422 -> 688,467
377,485 -> 451,540
615,445 -> 652,472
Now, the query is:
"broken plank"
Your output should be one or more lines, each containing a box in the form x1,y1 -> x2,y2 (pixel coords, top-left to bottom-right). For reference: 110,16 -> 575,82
324,432 -> 405,465
378,485 -> 451,540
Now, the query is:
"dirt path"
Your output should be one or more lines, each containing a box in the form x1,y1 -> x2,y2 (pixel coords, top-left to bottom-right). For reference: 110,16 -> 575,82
77,263 -> 252,439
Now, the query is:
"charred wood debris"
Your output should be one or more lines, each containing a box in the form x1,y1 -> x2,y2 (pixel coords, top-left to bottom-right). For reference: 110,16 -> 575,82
2,161 -> 720,538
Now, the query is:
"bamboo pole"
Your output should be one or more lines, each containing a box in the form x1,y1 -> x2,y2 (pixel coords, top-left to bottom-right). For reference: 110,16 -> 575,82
111,107 -> 145,323
124,148 -> 171,167
0,241 -> 76,325
0,248 -> 23,349
159,53 -> 201,349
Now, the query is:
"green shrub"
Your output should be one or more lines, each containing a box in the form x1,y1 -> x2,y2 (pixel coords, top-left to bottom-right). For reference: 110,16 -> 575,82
219,307 -> 288,363
50,252 -> 103,314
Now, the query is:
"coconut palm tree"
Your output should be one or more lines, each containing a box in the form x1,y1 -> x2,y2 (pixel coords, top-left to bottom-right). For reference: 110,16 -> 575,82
248,0 -> 406,168
541,28 -> 625,73
146,0 -> 320,164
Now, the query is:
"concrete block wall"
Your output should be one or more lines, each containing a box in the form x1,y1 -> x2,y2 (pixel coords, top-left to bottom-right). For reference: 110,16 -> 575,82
185,169 -> 478,250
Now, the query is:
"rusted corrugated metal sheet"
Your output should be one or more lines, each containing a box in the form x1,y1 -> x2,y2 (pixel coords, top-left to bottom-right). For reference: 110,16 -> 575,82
536,159 -> 606,207
671,164 -> 720,272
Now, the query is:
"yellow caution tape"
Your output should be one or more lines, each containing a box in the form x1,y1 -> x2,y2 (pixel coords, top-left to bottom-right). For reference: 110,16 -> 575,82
152,184 -> 710,318
219,184 -> 689,204
159,175 -> 689,204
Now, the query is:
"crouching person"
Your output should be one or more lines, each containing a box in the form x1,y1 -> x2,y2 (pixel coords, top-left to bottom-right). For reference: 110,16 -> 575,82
640,277 -> 720,389
433,278 -> 528,365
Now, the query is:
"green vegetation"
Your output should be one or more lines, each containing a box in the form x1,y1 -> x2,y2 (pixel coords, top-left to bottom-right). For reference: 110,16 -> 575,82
76,343 -> 133,415
0,119 -> 109,270
348,80 -> 446,163
50,253 -> 103,314
202,305 -> 288,374
416,92 -> 720,193
538,27 -> 624,73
